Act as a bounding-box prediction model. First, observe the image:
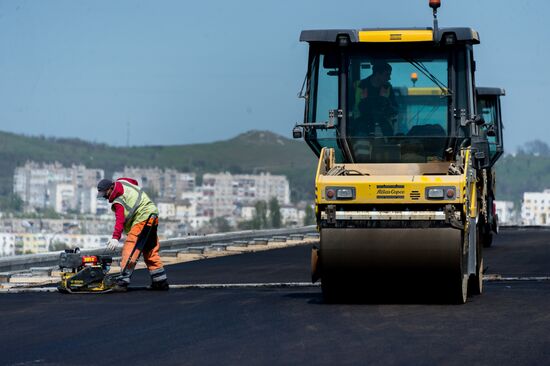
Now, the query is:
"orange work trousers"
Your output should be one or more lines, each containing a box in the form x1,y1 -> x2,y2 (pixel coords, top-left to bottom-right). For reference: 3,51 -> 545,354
121,219 -> 164,273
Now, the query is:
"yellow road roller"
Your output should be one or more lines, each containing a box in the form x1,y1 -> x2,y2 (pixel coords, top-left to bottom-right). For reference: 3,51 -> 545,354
293,0 -> 504,303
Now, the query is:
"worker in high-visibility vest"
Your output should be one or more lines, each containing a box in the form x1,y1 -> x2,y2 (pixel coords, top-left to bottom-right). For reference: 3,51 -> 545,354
97,178 -> 169,291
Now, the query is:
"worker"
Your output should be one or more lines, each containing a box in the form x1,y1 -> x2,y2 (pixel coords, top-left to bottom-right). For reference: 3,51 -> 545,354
97,178 -> 169,291
356,60 -> 398,136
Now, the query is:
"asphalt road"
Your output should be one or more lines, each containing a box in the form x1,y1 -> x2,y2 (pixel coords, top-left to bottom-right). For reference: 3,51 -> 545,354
0,229 -> 549,366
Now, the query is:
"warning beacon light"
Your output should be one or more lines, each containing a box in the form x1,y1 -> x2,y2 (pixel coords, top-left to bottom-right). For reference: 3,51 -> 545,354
410,72 -> 418,86
429,0 -> 441,10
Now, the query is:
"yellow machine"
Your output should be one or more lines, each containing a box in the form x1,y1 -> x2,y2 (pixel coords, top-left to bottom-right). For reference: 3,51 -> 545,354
293,1 -> 504,303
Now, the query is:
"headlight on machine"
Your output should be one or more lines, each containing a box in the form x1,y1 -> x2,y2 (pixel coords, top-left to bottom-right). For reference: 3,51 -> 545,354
426,186 -> 456,200
325,187 -> 356,200
427,188 -> 444,199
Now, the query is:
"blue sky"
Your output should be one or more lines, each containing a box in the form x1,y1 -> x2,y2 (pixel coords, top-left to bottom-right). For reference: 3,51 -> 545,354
0,0 -> 548,151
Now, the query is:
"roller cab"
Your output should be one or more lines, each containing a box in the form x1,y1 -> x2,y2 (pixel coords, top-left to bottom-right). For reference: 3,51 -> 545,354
293,8 -> 504,303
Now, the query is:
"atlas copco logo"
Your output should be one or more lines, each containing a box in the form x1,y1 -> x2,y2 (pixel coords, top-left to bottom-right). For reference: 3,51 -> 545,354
376,185 -> 405,199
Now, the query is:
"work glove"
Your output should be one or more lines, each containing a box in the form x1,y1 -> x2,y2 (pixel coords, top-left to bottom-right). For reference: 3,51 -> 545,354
107,238 -> 122,251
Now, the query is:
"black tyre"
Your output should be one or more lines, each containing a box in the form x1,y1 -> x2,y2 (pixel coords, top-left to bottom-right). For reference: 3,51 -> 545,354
450,273 -> 469,304
321,278 -> 340,304
468,225 -> 484,295
481,230 -> 493,248
449,232 -> 468,304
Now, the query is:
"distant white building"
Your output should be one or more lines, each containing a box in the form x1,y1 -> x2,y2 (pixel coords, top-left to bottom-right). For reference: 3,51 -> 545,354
157,202 -> 176,219
113,167 -> 195,200
14,233 -> 110,254
521,189 -> 550,225
239,204 -> 256,221
280,205 -> 305,226
233,173 -> 291,205
13,161 -> 104,213
495,201 -> 516,225
49,234 -> 110,250
176,200 -> 197,221
79,187 -> 110,215
0,233 -> 15,257
202,172 -> 291,219
202,173 -> 235,218
50,183 -> 76,213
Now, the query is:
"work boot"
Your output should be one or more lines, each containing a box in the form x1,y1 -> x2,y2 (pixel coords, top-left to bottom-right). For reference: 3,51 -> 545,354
110,279 -> 129,293
148,279 -> 169,291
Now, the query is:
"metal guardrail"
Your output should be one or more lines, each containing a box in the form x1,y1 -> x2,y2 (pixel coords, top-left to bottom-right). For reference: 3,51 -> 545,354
0,226 -> 317,273
499,225 -> 550,231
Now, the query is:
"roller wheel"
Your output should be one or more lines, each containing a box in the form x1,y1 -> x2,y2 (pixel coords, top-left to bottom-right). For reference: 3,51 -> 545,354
449,273 -> 469,304
481,231 -> 493,248
449,233 -> 468,304
469,226 -> 484,295
480,215 -> 493,248
469,258 -> 483,295
321,279 -> 340,304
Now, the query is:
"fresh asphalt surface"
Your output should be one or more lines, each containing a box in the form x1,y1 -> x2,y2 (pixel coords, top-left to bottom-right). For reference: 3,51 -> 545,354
1,229 -> 549,366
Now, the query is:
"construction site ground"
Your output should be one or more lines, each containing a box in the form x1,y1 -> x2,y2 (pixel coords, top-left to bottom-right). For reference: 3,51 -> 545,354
0,228 -> 548,365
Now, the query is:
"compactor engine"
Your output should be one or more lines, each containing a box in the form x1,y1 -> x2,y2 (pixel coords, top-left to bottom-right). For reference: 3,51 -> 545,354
293,1 -> 504,303
58,248 -> 114,293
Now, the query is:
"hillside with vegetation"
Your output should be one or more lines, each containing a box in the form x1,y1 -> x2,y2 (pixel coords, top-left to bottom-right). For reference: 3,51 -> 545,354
0,130 -> 317,202
0,130 -> 548,206
494,140 -> 550,204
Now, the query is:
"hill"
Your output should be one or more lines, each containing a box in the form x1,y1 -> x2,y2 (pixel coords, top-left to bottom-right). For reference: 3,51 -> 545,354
0,130 -> 317,201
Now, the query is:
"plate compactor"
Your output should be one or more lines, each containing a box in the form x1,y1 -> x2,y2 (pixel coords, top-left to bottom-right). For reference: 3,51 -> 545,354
57,214 -> 159,294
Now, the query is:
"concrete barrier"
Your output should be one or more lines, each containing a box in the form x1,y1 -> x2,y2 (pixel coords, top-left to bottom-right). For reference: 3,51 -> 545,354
159,249 -> 182,258
186,247 -> 206,254
232,240 -> 249,247
289,234 -> 305,240
208,244 -> 228,251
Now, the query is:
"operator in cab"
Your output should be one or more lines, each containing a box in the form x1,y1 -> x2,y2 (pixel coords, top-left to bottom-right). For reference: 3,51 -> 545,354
356,60 -> 398,136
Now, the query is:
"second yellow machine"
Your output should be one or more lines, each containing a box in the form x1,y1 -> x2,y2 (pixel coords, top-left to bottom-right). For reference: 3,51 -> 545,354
293,1 -> 504,303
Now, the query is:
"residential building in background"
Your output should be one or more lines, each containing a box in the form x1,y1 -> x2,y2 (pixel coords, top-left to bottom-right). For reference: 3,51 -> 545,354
15,233 -> 110,255
521,189 -> 550,225
112,167 -> 195,200
0,233 -> 15,257
14,161 -> 104,214
494,201 -> 517,225
201,172 -> 291,219
49,183 -> 76,213
202,173 -> 234,218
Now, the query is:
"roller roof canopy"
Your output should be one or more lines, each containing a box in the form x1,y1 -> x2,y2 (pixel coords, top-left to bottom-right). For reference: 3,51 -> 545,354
477,87 -> 506,96
300,27 -> 480,44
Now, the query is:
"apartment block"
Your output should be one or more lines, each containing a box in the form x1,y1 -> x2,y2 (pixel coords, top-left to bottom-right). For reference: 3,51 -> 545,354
13,161 -> 104,213
201,172 -> 291,219
494,201 -> 516,225
0,233 -> 15,256
521,190 -> 550,225
113,167 -> 195,200
202,173 -> 234,218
